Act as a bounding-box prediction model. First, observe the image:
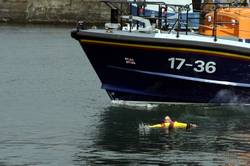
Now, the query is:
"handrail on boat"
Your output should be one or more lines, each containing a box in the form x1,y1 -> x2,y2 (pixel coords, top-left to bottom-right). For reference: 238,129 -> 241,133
200,2 -> 249,42
99,0 -> 250,42
101,0 -> 192,36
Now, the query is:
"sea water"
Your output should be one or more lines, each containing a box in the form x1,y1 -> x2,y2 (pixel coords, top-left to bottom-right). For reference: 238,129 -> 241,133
0,24 -> 249,165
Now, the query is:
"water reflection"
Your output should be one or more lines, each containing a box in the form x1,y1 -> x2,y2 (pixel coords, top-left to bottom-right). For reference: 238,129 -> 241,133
76,105 -> 250,165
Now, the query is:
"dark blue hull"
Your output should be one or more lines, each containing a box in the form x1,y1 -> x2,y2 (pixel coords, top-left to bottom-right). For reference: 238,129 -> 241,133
72,30 -> 250,104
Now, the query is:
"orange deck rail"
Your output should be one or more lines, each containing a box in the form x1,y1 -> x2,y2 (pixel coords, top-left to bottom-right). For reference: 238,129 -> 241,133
199,7 -> 250,39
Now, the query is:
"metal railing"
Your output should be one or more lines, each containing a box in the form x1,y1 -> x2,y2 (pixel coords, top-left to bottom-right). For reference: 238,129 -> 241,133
101,0 -> 250,41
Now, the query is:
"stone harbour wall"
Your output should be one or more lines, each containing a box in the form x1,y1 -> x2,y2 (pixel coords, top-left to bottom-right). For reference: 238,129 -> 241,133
0,0 -> 111,24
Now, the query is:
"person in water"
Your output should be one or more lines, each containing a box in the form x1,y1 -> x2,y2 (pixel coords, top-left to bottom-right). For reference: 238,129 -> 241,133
161,116 -> 174,129
161,116 -> 198,129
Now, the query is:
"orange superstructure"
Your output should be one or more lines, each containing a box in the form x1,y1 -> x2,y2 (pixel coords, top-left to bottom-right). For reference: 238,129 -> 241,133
199,7 -> 250,39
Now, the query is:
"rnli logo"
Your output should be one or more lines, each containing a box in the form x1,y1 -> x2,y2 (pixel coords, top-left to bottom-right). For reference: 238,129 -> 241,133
125,57 -> 136,65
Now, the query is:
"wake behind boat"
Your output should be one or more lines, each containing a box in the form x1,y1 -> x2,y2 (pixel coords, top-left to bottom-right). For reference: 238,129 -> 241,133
71,0 -> 250,105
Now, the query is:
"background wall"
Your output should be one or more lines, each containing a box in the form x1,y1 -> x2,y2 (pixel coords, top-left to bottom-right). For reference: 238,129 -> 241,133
0,0 -> 248,24
0,0 -> 111,24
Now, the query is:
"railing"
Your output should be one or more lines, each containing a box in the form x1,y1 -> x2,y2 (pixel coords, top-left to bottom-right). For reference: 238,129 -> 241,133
199,2 -> 247,41
102,0 -> 194,37
199,2 -> 249,42
101,0 -> 250,42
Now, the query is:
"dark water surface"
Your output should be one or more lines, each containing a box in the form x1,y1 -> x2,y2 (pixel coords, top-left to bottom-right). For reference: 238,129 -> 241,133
0,25 -> 250,166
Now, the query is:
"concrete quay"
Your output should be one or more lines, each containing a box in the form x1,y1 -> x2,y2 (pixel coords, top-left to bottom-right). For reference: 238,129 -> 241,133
0,0 -> 111,24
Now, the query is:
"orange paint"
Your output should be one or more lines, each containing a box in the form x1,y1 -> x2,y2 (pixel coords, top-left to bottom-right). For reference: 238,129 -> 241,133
199,7 -> 250,39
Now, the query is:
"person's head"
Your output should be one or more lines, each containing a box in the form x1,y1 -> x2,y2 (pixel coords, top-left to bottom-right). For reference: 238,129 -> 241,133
164,116 -> 172,122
